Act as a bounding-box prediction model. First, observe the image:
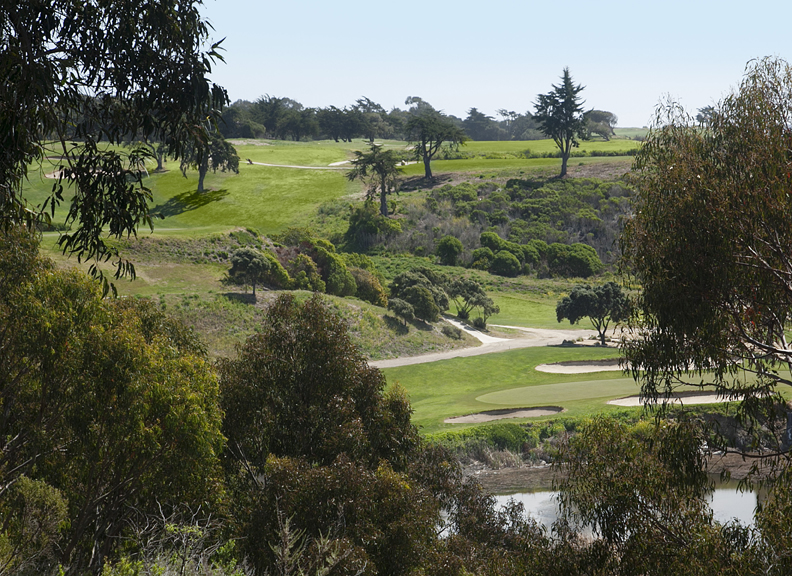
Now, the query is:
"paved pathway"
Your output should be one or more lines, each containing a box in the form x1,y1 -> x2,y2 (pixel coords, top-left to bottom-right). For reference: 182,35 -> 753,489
369,318 -> 598,369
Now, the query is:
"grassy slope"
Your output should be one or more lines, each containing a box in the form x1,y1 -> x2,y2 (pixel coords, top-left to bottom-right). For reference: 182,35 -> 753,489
27,138 -> 655,435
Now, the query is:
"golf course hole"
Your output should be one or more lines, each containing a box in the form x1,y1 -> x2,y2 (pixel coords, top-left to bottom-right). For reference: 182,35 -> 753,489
444,406 -> 564,424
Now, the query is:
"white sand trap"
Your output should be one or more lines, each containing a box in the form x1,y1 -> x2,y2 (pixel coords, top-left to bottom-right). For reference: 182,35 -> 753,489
445,406 -> 564,424
608,391 -> 740,407
536,359 -> 624,374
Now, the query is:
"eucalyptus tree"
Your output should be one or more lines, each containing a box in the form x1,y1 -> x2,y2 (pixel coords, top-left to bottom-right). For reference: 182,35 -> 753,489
621,57 -> 792,428
0,0 -> 228,290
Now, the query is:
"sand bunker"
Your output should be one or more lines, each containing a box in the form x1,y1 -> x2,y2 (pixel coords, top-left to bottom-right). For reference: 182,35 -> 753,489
445,406 -> 564,424
607,391 -> 739,407
536,359 -> 623,374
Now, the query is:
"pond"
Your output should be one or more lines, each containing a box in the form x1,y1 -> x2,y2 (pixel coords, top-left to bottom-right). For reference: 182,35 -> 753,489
494,479 -> 759,530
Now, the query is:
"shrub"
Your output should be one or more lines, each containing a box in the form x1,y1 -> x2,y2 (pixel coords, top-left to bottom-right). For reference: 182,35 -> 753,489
441,324 -> 463,339
401,285 -> 440,323
388,298 -> 414,325
313,247 -> 357,296
262,251 -> 292,288
436,235 -> 463,266
349,267 -> 387,307
472,316 -> 487,330
490,250 -> 521,277
288,254 -> 325,292
470,246 -> 494,269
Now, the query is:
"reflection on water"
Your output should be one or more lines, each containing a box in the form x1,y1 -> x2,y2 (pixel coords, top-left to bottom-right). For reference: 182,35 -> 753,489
495,481 -> 759,530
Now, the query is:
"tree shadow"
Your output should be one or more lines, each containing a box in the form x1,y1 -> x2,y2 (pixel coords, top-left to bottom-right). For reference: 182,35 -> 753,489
400,174 -> 453,192
383,315 -> 409,335
149,188 -> 230,218
222,292 -> 257,305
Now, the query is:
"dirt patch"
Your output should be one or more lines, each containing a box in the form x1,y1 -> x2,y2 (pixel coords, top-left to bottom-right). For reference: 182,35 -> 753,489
472,465 -> 560,493
536,358 -> 623,374
445,406 -> 564,424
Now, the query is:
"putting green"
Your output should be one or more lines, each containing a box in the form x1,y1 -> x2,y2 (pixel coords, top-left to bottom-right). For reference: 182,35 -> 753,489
476,378 -> 641,406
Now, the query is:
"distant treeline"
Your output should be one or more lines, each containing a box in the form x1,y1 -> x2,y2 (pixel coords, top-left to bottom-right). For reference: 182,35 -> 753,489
220,95 -> 618,143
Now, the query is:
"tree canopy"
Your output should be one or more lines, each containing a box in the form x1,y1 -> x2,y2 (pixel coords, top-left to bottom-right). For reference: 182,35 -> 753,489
621,56 -> 792,411
405,110 -> 468,179
556,282 -> 629,345
534,68 -> 587,177
346,143 -> 403,216
1,1 -> 228,291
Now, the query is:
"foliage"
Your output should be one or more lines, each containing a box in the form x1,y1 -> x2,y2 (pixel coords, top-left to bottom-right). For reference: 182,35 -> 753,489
1,0 -> 227,289
389,268 -> 450,322
491,250 -> 522,277
180,131 -> 240,193
436,235 -> 463,266
346,143 -> 403,216
388,297 -> 415,325
287,254 -> 326,292
620,56 -> 792,410
557,417 -> 755,574
556,282 -> 629,345
546,242 -> 603,277
534,68 -> 587,177
447,277 -> 499,322
405,110 -> 468,179
583,110 -> 618,140
343,201 -> 403,252
0,228 -> 224,573
349,266 -> 387,306
228,247 -> 270,299
219,294 -> 451,575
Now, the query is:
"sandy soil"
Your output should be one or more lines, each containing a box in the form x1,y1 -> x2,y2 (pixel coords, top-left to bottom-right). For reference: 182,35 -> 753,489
607,391 -> 739,407
445,406 -> 564,424
536,359 -> 624,374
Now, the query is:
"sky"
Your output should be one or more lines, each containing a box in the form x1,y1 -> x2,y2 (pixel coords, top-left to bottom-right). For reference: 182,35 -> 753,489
199,0 -> 792,128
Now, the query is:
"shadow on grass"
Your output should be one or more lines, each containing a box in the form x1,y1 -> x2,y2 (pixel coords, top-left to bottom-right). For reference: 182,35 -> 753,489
400,174 -> 453,192
150,188 -> 230,218
222,292 -> 257,305
383,315 -> 409,335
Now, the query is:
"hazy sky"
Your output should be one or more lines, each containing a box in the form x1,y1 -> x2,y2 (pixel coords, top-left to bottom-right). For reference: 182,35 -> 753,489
199,0 -> 791,128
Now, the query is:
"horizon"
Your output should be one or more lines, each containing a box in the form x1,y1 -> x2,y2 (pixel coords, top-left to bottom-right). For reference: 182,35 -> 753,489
199,0 -> 791,129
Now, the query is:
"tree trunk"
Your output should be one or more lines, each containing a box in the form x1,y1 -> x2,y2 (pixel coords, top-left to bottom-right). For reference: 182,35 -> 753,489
423,152 -> 433,179
252,279 -> 257,300
599,329 -> 606,346
197,156 -> 208,192
380,177 -> 389,217
560,153 -> 568,177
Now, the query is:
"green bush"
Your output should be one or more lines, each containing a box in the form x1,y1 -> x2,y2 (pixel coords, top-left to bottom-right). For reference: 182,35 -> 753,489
441,324 -> 463,339
262,251 -> 292,288
349,267 -> 387,307
313,246 -> 357,296
470,246 -> 494,269
546,242 -> 603,277
490,250 -> 521,277
471,316 -> 487,329
436,235 -> 463,266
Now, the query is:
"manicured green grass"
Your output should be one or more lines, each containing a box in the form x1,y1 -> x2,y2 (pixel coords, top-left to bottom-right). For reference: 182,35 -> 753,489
489,291 -> 585,330
384,345 -> 630,434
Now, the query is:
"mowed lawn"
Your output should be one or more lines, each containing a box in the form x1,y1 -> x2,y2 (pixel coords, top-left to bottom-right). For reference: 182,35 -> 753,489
21,138 -> 638,238
383,344 -> 638,434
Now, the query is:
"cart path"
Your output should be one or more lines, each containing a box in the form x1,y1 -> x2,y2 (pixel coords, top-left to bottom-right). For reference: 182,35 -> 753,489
369,318 -> 600,369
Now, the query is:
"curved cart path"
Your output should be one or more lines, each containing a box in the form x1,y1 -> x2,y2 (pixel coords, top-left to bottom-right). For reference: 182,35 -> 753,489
369,318 -> 599,369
